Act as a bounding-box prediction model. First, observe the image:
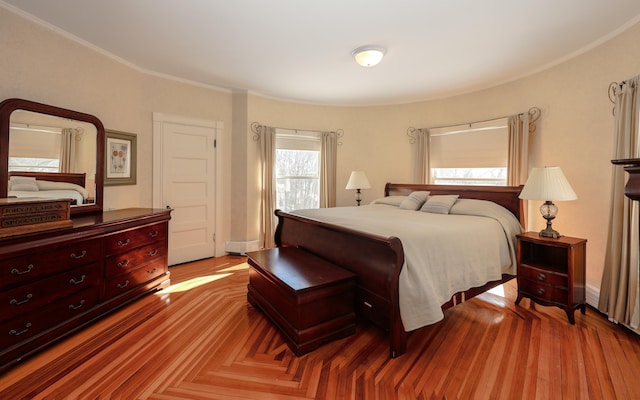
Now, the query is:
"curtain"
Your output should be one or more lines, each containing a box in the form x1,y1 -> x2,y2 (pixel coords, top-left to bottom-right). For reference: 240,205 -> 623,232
414,128 -> 429,184
59,128 -> 81,173
259,126 -> 277,249
507,113 -> 529,186
320,131 -> 338,207
599,76 -> 640,332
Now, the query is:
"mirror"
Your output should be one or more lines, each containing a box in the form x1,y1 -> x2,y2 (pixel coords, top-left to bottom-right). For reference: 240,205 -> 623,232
0,98 -> 104,215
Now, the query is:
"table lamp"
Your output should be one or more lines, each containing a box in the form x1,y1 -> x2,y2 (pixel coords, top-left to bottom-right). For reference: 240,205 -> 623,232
519,166 -> 577,238
345,171 -> 371,206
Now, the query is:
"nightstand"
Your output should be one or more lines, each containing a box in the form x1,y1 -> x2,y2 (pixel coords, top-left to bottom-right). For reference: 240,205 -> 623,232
515,232 -> 587,324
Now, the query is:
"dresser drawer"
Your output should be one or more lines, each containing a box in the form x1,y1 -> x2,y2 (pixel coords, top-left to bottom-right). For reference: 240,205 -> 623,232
1,263 -> 101,323
0,239 -> 102,289
518,278 -> 568,305
518,264 -> 568,288
0,287 -> 99,349
105,223 -> 167,256
105,243 -> 167,278
103,258 -> 167,300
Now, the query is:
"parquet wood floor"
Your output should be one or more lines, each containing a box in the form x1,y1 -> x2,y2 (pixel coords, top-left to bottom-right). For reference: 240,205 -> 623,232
1,255 -> 639,399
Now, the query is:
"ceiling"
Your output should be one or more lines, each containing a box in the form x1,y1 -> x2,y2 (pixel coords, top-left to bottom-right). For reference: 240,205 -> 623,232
4,0 -> 640,106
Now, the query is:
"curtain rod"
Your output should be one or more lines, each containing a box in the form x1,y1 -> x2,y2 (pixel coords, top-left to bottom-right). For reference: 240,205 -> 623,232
406,106 -> 541,144
250,121 -> 343,142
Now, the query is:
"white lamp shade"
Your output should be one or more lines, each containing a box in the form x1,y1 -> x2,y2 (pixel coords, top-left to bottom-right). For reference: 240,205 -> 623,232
352,46 -> 385,67
345,171 -> 371,190
519,166 -> 577,201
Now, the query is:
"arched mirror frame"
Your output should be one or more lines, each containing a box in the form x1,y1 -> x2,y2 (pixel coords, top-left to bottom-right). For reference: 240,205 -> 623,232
0,98 -> 104,215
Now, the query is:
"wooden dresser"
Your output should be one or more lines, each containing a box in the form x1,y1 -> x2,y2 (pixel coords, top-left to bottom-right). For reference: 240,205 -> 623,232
0,208 -> 171,372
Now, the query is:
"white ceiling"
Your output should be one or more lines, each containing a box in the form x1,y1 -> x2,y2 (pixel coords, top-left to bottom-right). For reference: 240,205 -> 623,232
4,0 -> 640,106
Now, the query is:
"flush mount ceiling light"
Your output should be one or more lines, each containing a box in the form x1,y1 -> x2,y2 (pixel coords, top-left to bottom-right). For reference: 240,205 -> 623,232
352,46 -> 386,67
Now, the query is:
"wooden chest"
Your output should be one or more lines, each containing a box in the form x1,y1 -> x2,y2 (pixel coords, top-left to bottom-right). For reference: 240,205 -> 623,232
247,247 -> 356,356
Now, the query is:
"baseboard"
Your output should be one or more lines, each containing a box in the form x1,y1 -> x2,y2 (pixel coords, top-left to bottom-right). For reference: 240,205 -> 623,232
586,283 -> 599,309
225,240 -> 260,255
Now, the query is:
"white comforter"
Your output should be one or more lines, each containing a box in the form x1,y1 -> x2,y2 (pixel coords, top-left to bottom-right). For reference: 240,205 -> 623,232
291,199 -> 523,331
9,189 -> 85,205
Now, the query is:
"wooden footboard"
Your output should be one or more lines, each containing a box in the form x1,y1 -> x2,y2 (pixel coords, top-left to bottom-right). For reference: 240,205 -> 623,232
274,209 -> 407,357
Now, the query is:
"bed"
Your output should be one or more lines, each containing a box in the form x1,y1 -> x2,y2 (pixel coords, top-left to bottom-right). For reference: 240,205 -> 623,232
274,183 -> 525,358
8,171 -> 89,205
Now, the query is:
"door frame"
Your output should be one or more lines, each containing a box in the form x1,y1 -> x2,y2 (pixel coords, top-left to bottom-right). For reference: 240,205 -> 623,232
152,112 -> 225,257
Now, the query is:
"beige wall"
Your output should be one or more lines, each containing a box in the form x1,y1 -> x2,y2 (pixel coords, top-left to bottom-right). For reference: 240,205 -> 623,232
3,4 -> 640,303
0,6 -> 234,255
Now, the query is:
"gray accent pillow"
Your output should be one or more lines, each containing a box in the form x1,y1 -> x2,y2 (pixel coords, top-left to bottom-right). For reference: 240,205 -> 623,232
371,196 -> 407,207
399,191 -> 430,210
421,194 -> 459,214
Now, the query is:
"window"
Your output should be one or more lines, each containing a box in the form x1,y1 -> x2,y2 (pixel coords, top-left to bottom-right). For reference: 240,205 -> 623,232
275,129 -> 321,211
429,118 -> 508,186
9,124 -> 61,172
9,157 -> 59,172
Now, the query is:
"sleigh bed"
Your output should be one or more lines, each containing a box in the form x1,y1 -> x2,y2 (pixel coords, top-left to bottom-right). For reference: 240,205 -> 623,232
8,171 -> 88,205
274,183 -> 525,358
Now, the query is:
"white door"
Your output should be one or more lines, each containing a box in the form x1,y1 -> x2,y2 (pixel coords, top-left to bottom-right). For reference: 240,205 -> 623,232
153,115 -> 220,265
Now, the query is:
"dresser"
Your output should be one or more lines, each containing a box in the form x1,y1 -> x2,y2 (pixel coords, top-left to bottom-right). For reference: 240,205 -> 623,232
0,208 -> 171,372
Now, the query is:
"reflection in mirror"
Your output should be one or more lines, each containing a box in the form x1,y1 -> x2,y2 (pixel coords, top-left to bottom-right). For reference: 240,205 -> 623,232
0,98 -> 104,216
9,111 -> 97,206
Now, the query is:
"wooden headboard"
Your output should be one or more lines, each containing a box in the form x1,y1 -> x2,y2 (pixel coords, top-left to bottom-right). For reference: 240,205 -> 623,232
9,171 -> 86,187
385,183 -> 525,226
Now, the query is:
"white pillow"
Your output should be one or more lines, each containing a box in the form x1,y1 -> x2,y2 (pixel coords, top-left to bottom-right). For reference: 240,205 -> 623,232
370,196 -> 407,207
36,180 -> 90,199
420,195 -> 459,214
9,176 -> 39,192
399,191 -> 430,210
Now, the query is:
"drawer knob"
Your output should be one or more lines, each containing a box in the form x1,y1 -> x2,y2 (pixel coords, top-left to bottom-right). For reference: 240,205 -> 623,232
149,231 -> 159,238
9,322 -> 32,336
10,293 -> 33,306
537,273 -> 546,281
10,264 -> 34,276
69,250 -> 87,259
117,259 -> 130,268
117,238 -> 131,247
147,249 -> 158,257
117,280 -> 130,289
537,287 -> 546,295
147,267 -> 158,275
68,300 -> 85,311
69,275 -> 86,285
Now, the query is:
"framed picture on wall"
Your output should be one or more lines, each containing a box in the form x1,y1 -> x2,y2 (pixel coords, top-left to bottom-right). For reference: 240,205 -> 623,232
105,130 -> 137,186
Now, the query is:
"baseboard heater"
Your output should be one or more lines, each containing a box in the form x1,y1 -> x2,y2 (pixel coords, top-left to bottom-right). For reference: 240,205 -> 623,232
225,240 -> 260,255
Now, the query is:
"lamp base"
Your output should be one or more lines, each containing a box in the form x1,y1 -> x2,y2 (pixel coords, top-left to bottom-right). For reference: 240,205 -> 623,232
538,201 -> 561,238
539,227 -> 560,239
539,220 -> 560,239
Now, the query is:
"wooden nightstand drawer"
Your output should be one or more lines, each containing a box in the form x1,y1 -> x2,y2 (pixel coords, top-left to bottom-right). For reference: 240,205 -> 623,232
518,264 -> 567,288
518,278 -> 568,305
